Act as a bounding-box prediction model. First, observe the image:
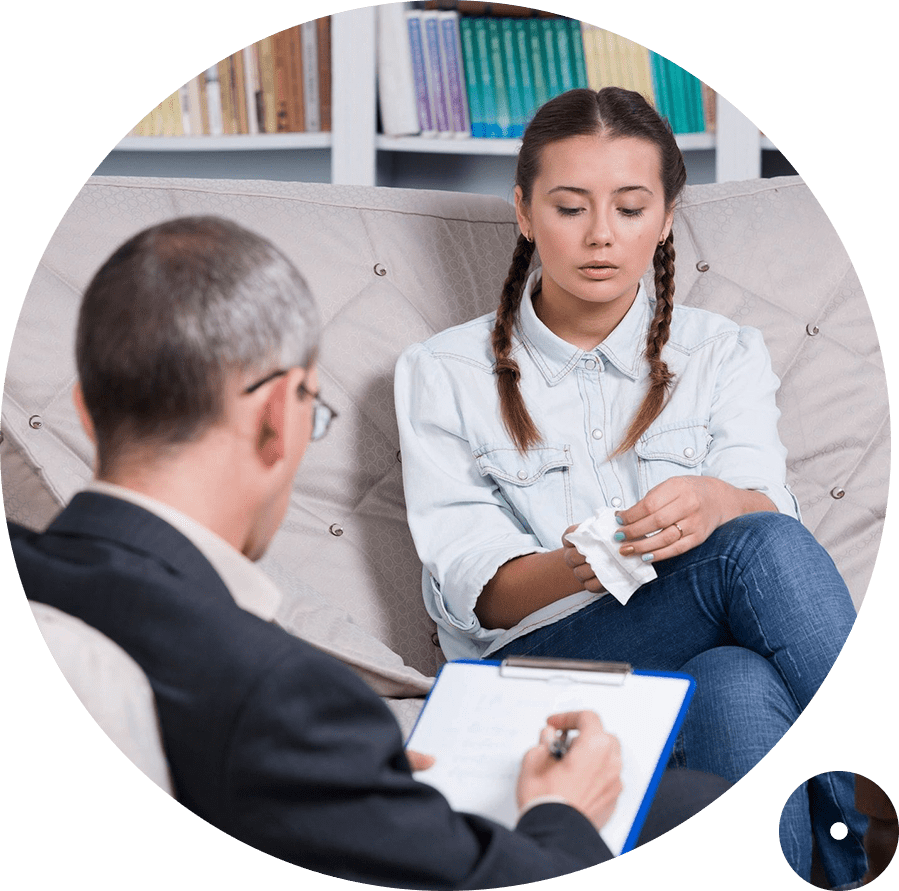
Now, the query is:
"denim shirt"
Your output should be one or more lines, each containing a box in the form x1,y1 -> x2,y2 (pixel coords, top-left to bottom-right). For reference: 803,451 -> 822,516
395,270 -> 800,662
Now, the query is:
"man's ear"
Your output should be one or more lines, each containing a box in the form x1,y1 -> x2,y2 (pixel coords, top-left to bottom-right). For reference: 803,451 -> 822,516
255,375 -> 290,468
72,383 -> 96,444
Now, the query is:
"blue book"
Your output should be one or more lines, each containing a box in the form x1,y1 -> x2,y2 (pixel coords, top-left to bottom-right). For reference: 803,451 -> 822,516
422,11 -> 452,134
405,12 -> 435,134
439,11 -> 471,136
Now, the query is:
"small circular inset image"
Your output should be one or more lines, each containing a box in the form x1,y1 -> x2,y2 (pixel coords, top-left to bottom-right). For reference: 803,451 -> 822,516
779,772 -> 897,887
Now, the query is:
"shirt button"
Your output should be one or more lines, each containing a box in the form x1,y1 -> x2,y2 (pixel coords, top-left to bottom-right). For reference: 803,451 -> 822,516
584,359 -> 597,370
683,447 -> 695,458
517,470 -> 528,480
591,429 -> 603,440
611,497 -> 623,508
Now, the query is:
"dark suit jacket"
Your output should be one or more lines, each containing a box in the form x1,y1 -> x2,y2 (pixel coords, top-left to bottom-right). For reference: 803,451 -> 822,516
10,492 -> 610,888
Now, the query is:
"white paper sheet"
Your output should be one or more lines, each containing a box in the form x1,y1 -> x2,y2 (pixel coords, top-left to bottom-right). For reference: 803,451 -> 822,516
406,660 -> 693,856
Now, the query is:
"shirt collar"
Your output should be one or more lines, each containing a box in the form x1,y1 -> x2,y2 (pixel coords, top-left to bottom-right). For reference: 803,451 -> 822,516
517,268 -> 652,383
85,480 -> 282,622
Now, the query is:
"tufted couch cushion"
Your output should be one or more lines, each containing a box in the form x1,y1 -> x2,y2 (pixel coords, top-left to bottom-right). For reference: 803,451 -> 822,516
2,176 -> 888,714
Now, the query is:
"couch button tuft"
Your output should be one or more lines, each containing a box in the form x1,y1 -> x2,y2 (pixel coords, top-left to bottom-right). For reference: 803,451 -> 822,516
806,324 -> 820,336
329,523 -> 344,536
696,261 -> 710,272
374,263 -> 387,277
396,450 -> 402,463
830,487 -> 845,500
29,415 -> 43,430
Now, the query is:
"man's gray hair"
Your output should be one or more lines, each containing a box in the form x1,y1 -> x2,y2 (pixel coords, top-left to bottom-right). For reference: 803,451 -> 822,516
76,215 -> 320,476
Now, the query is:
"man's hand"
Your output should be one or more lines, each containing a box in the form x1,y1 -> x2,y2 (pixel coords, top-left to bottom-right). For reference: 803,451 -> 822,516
516,711 -> 622,832
406,750 -> 436,772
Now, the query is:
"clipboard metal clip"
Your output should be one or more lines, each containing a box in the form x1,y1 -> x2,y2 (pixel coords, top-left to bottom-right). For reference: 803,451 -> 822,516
500,656 -> 633,686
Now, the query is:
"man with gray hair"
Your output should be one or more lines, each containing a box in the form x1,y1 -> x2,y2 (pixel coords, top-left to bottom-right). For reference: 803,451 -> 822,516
9,217 -> 727,887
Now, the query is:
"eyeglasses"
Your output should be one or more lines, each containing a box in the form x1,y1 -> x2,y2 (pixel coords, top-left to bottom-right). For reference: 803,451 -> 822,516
242,369 -> 338,442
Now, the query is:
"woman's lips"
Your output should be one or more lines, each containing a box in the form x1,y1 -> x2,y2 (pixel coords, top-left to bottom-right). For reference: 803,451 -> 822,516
579,264 -> 618,280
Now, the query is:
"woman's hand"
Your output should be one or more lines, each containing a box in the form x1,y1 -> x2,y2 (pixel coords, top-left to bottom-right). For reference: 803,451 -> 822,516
614,476 -> 776,563
562,526 -> 604,592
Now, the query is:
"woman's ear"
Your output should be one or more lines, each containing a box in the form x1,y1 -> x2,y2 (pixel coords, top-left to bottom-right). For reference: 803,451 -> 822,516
514,186 -> 531,241
72,383 -> 96,444
661,207 -> 675,244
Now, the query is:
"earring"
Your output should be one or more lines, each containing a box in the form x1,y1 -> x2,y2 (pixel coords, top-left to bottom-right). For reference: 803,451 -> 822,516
524,231 -> 533,243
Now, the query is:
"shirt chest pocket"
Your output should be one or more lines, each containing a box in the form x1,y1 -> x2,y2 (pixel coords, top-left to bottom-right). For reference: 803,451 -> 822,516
474,443 -> 574,537
635,421 -> 711,497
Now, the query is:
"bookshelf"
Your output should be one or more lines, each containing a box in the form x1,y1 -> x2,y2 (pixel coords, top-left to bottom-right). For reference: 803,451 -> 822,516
101,5 -> 778,197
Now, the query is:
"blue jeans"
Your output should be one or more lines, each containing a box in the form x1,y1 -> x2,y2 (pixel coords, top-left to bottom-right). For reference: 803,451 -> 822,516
490,512 -> 866,885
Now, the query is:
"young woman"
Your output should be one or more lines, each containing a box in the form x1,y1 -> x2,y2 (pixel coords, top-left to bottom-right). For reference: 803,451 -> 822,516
394,88 -> 863,884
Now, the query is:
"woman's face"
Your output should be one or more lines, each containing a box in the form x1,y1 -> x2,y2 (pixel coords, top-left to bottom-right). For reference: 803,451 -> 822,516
516,133 -> 673,343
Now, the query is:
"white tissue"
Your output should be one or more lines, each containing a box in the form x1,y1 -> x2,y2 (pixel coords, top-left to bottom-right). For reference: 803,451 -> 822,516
565,507 -> 657,605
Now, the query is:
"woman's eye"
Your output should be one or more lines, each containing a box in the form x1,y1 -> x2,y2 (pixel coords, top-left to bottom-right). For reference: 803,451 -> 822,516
619,207 -> 645,218
556,206 -> 584,217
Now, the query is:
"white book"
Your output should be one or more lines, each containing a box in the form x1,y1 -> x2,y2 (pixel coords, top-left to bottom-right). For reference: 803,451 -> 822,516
376,2 -> 419,137
177,83 -> 192,136
301,20 -> 320,132
204,66 -> 223,136
242,43 -> 260,134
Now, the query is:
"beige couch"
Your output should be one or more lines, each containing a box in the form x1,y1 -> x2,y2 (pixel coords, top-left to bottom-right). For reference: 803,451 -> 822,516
1,174 -> 888,790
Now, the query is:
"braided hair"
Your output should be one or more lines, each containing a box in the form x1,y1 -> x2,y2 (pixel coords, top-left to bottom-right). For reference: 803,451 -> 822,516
491,87 -> 688,454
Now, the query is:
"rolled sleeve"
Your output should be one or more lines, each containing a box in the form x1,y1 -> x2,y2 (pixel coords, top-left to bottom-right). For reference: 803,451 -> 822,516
395,344 -> 546,657
705,326 -> 800,520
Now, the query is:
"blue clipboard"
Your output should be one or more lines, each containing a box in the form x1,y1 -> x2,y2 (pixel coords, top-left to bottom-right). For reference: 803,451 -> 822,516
406,656 -> 695,856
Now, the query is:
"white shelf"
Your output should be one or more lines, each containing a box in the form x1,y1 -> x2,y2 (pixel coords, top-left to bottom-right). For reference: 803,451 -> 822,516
103,7 -> 771,189
115,133 -> 332,152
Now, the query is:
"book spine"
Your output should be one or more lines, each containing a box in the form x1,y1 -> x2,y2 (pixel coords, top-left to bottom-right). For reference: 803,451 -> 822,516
473,18 -> 500,137
178,83 -> 192,136
192,72 -> 210,135
242,44 -> 260,134
377,3 -> 419,136
701,82 -> 716,132
317,16 -> 332,132
527,19 -> 550,108
499,18 -> 524,139
459,17 -> 485,137
540,18 -> 561,98
568,19 -> 588,88
439,11 -> 470,136
256,37 -> 277,133
406,11 -> 436,134
423,12 -> 451,134
287,26 -> 305,132
231,51 -> 249,134
649,52 -> 672,130
302,20 -> 320,132
554,18 -> 575,93
205,66 -> 223,135
511,18 -> 537,127
272,30 -> 293,132
630,41 -> 656,105
486,18 -> 512,138
217,58 -> 235,134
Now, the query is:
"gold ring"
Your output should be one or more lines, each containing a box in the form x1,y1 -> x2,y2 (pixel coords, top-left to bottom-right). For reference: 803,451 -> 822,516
673,523 -> 684,539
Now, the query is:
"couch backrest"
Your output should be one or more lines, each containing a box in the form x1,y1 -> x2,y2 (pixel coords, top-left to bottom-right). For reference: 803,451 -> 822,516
2,176 -> 888,685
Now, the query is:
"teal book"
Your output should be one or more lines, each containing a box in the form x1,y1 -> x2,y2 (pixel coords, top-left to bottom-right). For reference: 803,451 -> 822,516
499,18 -> 526,138
511,18 -> 538,126
540,18 -> 563,98
568,19 -> 588,88
527,19 -> 551,108
473,18 -> 503,138
553,18 -> 575,92
486,18 -> 513,137
459,18 -> 486,137
649,51 -> 673,131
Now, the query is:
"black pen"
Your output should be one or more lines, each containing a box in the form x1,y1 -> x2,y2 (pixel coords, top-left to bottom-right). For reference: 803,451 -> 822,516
549,730 -> 571,760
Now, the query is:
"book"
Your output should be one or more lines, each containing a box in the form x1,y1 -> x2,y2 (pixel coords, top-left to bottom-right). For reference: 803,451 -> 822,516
459,17 -> 486,137
317,16 -> 332,132
204,66 -> 224,135
407,658 -> 695,856
187,73 -> 206,135
272,29 -> 294,133
540,18 -> 562,99
422,11 -> 452,135
526,18 -> 550,109
242,44 -> 260,134
553,18 -> 575,93
471,18 -> 501,137
511,19 -> 537,127
302,20 -> 320,132
486,18 -> 513,138
567,18 -> 588,89
231,51 -> 250,135
438,11 -> 471,137
287,26 -> 306,132
499,18 -> 525,138
377,3 -> 419,136
406,10 -> 436,135
255,36 -> 277,134
177,83 -> 193,136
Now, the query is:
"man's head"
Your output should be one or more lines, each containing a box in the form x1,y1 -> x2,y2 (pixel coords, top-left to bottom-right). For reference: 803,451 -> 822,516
75,216 -> 319,478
